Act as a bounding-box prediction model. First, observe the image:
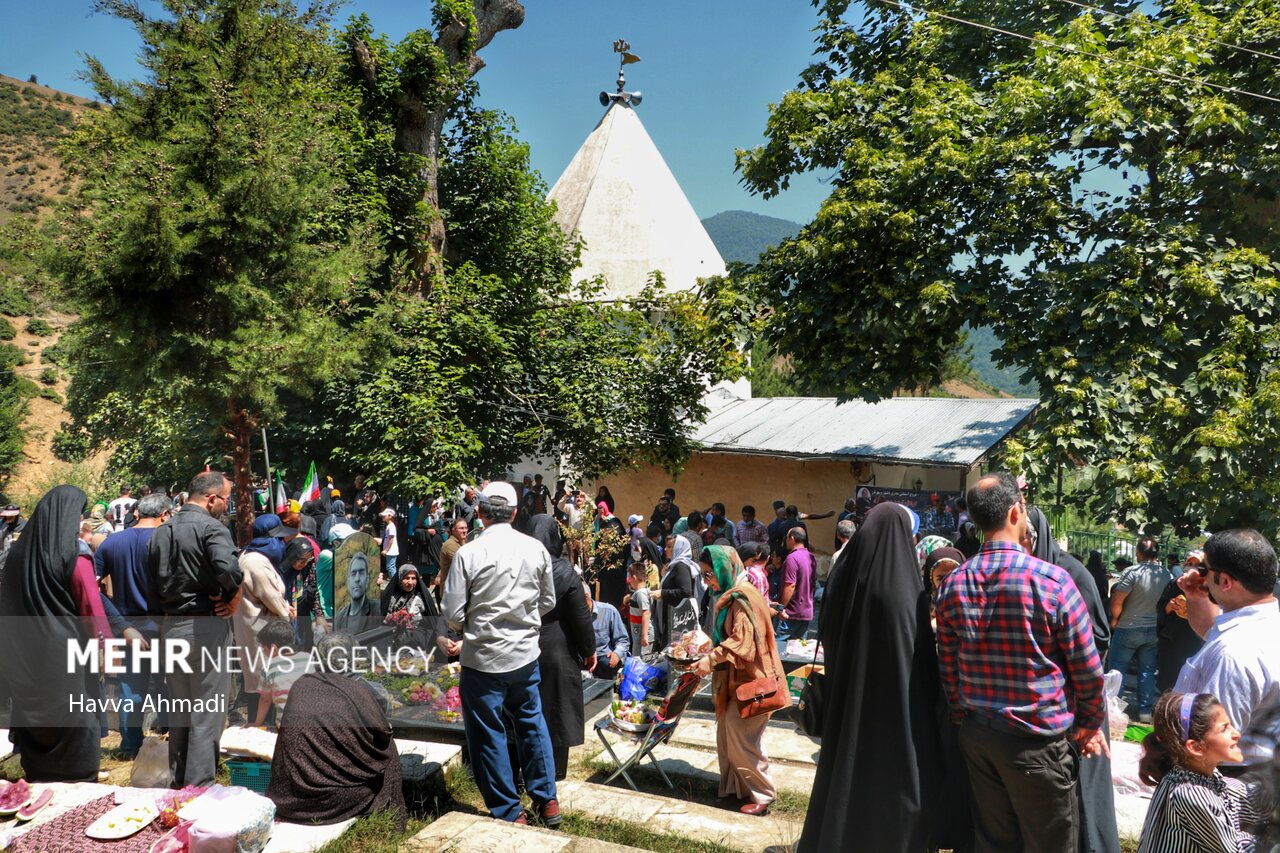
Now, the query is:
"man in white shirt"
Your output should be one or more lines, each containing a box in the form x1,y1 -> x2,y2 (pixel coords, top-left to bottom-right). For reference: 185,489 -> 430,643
1176,528 -> 1280,770
380,507 -> 399,580
107,485 -> 137,530
443,481 -> 569,826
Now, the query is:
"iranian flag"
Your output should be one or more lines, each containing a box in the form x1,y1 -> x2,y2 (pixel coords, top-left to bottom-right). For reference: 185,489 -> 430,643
275,475 -> 289,514
301,462 -> 321,503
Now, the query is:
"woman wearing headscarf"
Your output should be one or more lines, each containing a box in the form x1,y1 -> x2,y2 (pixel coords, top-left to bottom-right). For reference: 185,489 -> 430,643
1156,551 -> 1204,693
286,538 -> 324,651
380,564 -> 437,652
797,502 -> 945,853
594,503 -> 628,611
243,513 -> 287,570
1085,550 -> 1111,611
0,485 -> 112,781
529,515 -> 596,779
234,522 -> 295,721
1028,507 -> 1120,853
691,545 -> 786,815
656,533 -> 697,647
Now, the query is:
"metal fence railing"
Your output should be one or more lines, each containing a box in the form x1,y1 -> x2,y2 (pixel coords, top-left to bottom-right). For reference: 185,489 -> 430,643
1064,529 -> 1200,569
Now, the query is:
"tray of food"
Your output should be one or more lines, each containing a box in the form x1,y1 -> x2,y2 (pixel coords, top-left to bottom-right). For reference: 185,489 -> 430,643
664,629 -> 713,667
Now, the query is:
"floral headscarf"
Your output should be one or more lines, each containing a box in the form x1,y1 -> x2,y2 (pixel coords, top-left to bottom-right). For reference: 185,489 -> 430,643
705,545 -> 757,644
915,534 -> 953,568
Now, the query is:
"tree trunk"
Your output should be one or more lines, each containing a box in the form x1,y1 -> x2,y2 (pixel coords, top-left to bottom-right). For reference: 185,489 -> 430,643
395,101 -> 449,291
352,0 -> 525,294
227,399 -> 256,547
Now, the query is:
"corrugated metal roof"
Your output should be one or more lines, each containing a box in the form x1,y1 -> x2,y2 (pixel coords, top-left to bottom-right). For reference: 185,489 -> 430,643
694,397 -> 1039,468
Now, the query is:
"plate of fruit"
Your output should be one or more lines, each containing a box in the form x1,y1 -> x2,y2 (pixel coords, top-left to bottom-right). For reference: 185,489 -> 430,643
609,699 -> 658,732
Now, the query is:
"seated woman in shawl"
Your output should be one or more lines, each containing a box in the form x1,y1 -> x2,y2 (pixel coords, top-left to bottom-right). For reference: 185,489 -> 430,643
0,485 -> 112,782
266,632 -> 406,828
690,545 -> 787,816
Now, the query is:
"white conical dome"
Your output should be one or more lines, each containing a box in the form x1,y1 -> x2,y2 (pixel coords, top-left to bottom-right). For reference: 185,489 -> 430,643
548,101 -> 727,299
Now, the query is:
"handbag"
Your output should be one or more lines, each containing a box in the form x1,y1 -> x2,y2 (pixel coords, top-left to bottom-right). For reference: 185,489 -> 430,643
733,603 -> 791,719
796,638 -> 825,736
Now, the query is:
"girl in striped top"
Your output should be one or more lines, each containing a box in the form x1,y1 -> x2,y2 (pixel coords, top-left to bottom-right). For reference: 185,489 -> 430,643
1137,691 -> 1258,853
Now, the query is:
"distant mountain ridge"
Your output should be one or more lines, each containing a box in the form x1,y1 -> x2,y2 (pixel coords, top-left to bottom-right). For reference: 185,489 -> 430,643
701,209 -> 801,265
702,209 -> 1039,398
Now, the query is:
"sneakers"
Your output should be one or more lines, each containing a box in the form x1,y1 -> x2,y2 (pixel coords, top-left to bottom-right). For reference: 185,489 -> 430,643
538,799 -> 562,828
513,812 -> 529,825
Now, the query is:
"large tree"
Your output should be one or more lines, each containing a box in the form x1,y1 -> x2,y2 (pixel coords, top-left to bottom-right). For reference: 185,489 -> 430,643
58,0 -> 375,541
738,0 -> 1280,536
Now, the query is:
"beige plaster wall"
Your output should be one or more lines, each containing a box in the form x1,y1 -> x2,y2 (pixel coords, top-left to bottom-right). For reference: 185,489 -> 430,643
589,453 -> 978,558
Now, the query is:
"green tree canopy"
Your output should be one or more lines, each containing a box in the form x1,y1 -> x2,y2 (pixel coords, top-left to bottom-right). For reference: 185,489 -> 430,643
738,0 -> 1280,536
57,0 -> 376,536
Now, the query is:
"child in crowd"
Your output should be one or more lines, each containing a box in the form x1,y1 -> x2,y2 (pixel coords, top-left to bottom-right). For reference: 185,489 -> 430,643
627,562 -> 654,659
253,621 -> 312,727
1137,691 -> 1258,853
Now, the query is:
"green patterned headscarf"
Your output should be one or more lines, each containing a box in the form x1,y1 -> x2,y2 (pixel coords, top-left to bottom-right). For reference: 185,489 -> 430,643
706,545 -> 757,644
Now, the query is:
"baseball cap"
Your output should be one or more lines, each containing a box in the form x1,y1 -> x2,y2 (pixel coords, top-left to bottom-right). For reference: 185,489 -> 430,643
268,522 -> 298,539
380,508 -> 396,519
627,513 -> 644,527
0,505 -> 19,518
482,480 -> 518,506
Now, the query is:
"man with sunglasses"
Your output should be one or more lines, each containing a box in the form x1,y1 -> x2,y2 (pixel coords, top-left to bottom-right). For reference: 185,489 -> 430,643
1175,528 -> 1280,772
147,471 -> 243,787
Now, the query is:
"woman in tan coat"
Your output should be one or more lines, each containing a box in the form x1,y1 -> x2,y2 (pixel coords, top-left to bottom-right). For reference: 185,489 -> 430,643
234,545 -> 294,717
691,545 -> 788,816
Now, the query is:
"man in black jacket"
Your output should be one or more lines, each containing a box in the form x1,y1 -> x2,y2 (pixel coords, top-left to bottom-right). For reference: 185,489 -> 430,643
147,470 -> 242,787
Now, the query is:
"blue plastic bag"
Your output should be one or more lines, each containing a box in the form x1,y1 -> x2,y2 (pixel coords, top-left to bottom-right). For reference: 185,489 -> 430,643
619,656 -> 667,701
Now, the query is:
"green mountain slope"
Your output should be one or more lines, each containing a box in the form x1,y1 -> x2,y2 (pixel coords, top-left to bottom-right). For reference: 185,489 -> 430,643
701,209 -> 800,264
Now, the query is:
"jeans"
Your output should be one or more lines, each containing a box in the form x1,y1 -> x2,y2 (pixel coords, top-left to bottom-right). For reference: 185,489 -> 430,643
460,659 -> 557,821
118,635 -> 164,755
1108,625 -> 1159,714
383,555 -> 398,580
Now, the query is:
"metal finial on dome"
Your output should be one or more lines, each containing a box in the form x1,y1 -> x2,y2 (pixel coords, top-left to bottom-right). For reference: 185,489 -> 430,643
599,39 -> 643,108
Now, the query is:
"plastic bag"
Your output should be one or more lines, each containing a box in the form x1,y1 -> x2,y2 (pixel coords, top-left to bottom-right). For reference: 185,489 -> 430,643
618,656 -> 667,701
130,735 -> 173,788
1104,669 -> 1128,739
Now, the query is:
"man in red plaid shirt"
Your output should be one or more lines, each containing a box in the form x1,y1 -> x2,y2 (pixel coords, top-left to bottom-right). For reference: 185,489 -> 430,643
935,472 -> 1108,853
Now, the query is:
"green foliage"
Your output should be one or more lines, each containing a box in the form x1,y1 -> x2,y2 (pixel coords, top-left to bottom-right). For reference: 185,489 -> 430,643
0,318 -> 14,341
701,210 -> 801,265
38,367 -> 56,385
23,318 -> 51,337
738,0 -> 1280,536
58,0 -> 377,485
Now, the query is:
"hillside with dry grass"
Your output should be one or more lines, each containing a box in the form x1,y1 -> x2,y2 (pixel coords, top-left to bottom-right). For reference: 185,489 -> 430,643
0,74 -> 109,506
0,74 -> 100,221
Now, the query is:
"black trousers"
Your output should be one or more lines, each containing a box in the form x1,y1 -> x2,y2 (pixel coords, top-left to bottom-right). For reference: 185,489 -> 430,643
959,716 -> 1078,853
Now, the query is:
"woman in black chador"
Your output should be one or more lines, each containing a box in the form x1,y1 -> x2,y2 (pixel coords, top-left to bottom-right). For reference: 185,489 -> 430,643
797,502 -> 945,852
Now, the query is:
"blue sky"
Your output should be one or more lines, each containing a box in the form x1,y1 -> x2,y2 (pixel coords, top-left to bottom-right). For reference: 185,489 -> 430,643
0,0 -> 830,223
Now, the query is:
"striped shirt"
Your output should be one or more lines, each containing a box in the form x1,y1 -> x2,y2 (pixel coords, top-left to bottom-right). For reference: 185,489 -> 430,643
1137,765 -> 1256,853
935,540 -> 1105,736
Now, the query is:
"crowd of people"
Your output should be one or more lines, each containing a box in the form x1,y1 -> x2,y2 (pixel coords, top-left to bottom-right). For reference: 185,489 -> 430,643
7,464 -> 1280,849
801,471 -> 1280,853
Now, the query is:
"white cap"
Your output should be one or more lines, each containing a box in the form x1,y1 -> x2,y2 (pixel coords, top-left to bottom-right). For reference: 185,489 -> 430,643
380,508 -> 396,519
482,480 -> 519,506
